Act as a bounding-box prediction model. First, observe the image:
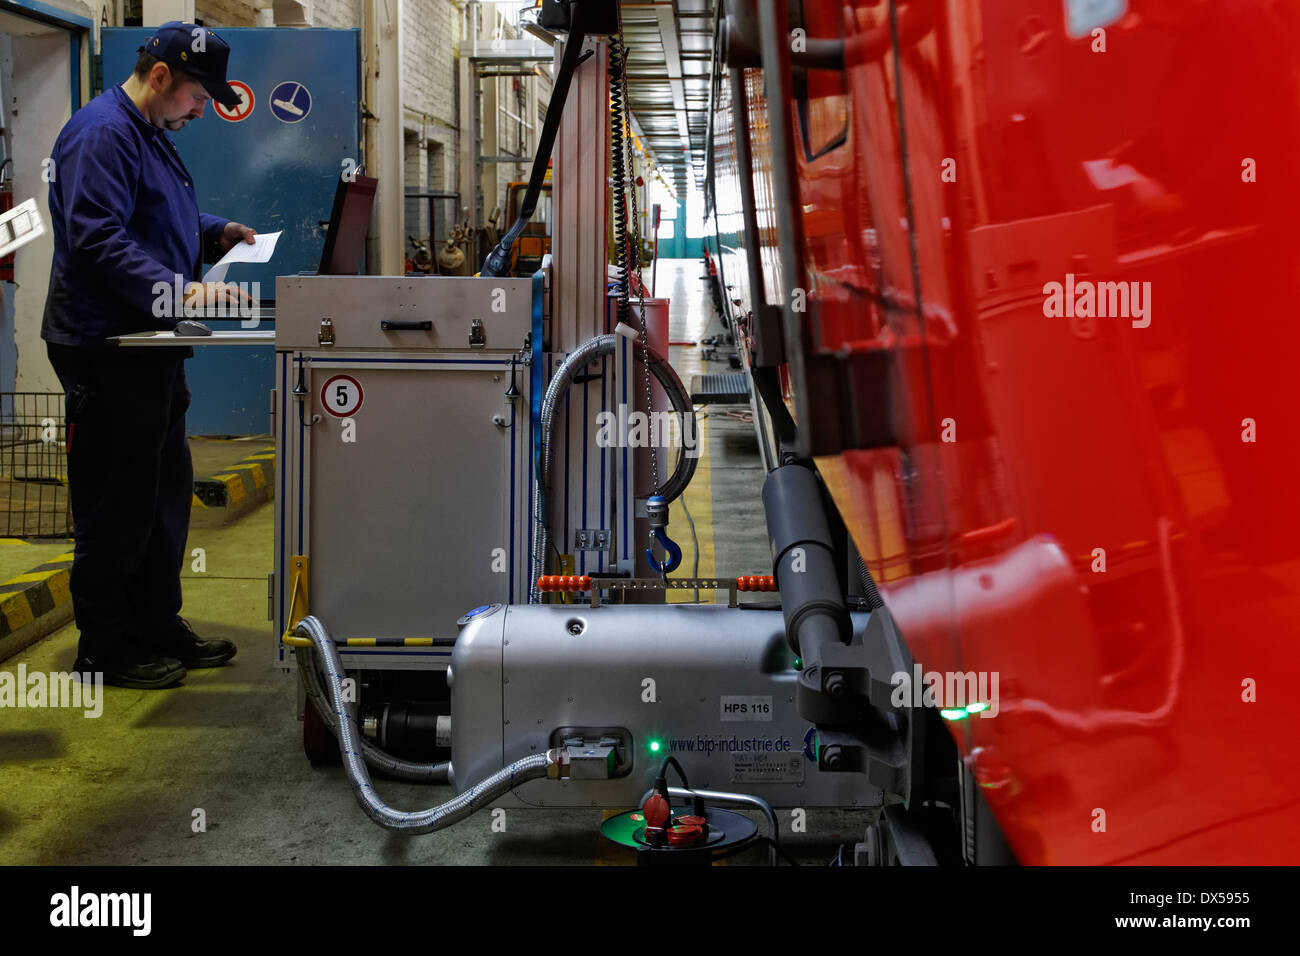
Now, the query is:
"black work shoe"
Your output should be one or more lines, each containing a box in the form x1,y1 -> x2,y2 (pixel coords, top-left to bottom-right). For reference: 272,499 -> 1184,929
152,618 -> 237,669
73,651 -> 186,690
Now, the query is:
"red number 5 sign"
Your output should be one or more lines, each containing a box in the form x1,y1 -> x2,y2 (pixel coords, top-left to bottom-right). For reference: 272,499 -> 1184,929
320,374 -> 363,417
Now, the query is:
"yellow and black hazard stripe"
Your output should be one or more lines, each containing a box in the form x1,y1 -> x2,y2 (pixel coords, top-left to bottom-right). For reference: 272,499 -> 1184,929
339,637 -> 439,647
283,634 -> 445,648
0,551 -> 74,661
192,445 -> 275,518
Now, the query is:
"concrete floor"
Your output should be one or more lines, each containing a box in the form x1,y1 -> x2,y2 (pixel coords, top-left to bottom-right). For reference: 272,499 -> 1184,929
0,260 -> 869,866
0,538 -> 72,583
0,438 -> 270,584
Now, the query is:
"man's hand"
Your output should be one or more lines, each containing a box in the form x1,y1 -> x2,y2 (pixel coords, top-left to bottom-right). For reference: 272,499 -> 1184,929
183,281 -> 256,312
217,221 -> 256,255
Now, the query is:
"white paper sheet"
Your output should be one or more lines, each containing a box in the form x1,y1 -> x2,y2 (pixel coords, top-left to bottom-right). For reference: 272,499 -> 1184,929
202,230 -> 282,283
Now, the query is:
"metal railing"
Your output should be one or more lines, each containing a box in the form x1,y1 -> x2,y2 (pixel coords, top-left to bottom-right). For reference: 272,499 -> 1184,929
0,392 -> 70,538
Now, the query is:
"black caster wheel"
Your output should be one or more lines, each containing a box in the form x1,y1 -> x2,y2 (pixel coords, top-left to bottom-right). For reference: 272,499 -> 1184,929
302,693 -> 341,766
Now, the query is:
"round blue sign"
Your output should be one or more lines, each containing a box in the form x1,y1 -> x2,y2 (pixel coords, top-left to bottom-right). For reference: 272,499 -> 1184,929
268,81 -> 311,123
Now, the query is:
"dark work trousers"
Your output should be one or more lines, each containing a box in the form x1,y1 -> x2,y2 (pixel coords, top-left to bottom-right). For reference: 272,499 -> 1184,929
46,342 -> 192,660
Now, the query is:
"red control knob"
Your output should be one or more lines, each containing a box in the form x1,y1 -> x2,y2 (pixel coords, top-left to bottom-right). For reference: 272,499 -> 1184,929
666,824 -> 705,846
642,793 -> 671,831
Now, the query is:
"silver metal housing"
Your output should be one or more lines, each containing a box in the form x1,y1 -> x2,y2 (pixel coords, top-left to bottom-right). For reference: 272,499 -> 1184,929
272,275 -> 536,671
448,602 -> 880,809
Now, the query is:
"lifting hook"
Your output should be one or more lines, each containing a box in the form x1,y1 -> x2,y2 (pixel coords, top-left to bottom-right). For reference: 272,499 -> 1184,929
643,494 -> 682,575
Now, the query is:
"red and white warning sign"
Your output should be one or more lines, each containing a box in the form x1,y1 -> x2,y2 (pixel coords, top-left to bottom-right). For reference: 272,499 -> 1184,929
321,374 -> 364,418
215,81 -> 255,122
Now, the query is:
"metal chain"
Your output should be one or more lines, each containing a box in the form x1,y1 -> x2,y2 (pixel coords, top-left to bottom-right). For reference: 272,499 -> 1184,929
616,20 -> 660,498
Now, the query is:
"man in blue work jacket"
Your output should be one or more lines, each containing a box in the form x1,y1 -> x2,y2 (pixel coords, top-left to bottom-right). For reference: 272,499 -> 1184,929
43,22 -> 253,689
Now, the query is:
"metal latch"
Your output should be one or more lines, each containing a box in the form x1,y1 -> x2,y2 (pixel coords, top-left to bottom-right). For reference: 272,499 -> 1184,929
469,319 -> 485,349
318,318 -> 335,347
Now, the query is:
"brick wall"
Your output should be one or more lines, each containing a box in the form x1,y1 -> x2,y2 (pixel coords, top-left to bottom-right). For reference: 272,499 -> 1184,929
403,0 -> 458,124
311,0 -> 362,29
403,0 -> 462,226
196,0 -> 258,27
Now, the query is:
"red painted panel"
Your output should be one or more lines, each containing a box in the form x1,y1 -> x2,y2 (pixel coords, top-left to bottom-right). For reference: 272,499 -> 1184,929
792,0 -> 1300,863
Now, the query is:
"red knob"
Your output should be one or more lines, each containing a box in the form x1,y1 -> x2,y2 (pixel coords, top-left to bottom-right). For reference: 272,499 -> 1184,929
642,793 -> 671,830
666,824 -> 705,846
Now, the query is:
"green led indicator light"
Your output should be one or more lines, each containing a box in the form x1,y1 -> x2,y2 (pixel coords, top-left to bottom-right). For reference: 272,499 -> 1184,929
649,740 -> 661,753
941,702 -> 990,721
793,657 -> 803,671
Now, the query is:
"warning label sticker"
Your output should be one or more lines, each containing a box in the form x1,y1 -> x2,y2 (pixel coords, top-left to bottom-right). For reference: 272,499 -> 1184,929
720,695 -> 773,722
731,753 -> 804,784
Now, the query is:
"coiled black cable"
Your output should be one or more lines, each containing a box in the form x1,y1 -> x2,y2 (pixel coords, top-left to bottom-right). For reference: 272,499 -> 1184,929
857,555 -> 886,610
608,31 -> 632,326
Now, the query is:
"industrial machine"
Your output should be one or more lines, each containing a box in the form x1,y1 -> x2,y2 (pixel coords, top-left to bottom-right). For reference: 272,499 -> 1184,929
265,0 -> 905,865
264,0 -> 1020,867
271,274 -> 536,670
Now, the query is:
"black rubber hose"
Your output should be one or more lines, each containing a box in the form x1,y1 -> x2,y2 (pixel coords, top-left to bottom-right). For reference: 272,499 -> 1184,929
763,463 -> 852,653
480,7 -> 591,277
656,756 -> 691,792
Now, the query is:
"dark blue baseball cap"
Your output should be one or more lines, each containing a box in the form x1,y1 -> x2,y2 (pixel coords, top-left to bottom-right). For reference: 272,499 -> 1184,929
139,21 -> 241,108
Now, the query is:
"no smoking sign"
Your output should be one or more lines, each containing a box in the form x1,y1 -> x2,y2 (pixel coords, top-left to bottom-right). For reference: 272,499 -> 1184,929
320,374 -> 363,418
216,81 -> 255,122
